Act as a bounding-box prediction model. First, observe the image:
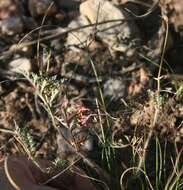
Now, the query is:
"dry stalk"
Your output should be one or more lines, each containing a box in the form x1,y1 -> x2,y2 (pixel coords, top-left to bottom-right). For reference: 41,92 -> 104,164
4,156 -> 21,190
125,0 -> 159,18
137,14 -> 169,172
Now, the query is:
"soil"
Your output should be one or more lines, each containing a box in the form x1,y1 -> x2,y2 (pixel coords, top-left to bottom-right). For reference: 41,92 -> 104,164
0,0 -> 182,189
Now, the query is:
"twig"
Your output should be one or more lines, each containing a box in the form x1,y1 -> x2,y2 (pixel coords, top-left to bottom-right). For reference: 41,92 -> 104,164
120,167 -> 154,190
77,151 -> 111,183
0,127 -> 16,135
137,13 -> 169,173
40,157 -> 81,185
164,147 -> 183,190
125,0 -> 160,18
4,156 -> 21,190
36,1 -> 55,72
71,165 -> 109,190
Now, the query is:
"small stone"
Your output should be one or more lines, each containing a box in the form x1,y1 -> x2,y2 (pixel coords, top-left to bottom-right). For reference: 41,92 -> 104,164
0,0 -> 24,35
80,0 -> 140,56
28,0 -> 58,18
66,15 -> 94,50
0,16 -> 23,35
8,58 -> 32,73
57,126 -> 93,161
103,78 -> 126,99
10,43 -> 33,57
0,0 -> 17,19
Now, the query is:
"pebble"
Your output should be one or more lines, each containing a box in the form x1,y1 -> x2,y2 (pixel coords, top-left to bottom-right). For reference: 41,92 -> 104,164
8,57 -> 32,73
0,0 -> 24,35
66,15 -> 94,50
103,78 -> 126,99
57,126 -> 93,160
0,16 -> 23,35
28,0 -> 58,18
80,0 -> 140,56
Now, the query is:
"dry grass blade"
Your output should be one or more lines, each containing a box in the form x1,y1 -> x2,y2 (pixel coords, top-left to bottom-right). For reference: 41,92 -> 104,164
137,13 -> 169,172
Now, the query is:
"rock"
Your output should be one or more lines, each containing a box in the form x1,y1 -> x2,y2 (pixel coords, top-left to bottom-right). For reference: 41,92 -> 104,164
0,16 -> 23,35
66,15 -> 95,50
8,58 -> 32,73
28,0 -> 58,18
0,0 -> 17,19
162,0 -> 183,35
66,0 -> 140,57
0,0 -> 24,35
103,78 -> 126,99
57,126 -> 93,161
80,0 -> 140,57
10,43 -> 33,57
